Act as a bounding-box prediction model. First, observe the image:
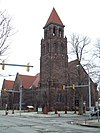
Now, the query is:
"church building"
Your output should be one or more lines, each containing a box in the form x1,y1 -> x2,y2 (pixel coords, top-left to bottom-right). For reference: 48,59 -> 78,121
40,8 -> 98,111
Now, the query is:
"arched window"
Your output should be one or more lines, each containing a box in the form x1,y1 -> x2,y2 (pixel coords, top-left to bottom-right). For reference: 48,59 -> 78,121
57,91 -> 63,102
54,43 -> 58,53
46,43 -> 49,53
59,28 -> 62,37
53,26 -> 56,36
61,43 -> 64,53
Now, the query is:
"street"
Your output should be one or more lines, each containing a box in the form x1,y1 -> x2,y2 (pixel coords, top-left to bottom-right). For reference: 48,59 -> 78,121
0,111 -> 100,133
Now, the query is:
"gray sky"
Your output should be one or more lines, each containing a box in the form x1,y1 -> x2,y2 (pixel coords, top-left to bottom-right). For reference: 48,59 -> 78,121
0,0 -> 100,88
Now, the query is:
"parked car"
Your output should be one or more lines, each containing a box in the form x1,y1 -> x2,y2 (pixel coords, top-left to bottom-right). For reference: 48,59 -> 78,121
91,110 -> 100,116
26,106 -> 34,112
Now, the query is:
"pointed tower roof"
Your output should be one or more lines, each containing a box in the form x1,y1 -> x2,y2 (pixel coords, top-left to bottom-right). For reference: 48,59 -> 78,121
44,8 -> 64,28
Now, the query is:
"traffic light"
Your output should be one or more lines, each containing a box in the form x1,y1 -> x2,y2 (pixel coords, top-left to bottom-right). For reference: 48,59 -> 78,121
26,63 -> 30,72
2,60 -> 5,70
62,85 -> 65,90
72,84 -> 75,90
4,88 -> 7,93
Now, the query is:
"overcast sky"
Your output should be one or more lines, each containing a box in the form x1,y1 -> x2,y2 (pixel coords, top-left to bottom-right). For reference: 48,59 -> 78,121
0,0 -> 100,88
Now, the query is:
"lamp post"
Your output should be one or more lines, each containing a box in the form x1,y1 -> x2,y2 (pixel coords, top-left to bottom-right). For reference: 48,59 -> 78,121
97,98 -> 100,122
76,64 -> 91,113
18,74 -> 23,117
19,85 -> 22,117
88,73 -> 91,111
85,66 -> 91,112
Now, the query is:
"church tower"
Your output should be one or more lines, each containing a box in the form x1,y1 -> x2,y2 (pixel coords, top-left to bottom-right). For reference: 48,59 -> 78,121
40,8 -> 68,109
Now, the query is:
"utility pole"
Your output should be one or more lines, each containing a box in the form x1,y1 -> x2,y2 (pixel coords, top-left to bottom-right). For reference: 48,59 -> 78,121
88,74 -> 91,111
19,85 -> 22,117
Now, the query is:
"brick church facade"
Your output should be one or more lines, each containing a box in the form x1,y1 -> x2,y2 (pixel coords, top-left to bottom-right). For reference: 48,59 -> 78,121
40,8 -> 98,111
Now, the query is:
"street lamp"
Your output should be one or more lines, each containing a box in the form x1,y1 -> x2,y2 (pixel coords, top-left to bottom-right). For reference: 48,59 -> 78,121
76,65 -> 91,112
85,66 -> 91,112
18,74 -> 23,117
19,85 -> 22,117
88,72 -> 91,111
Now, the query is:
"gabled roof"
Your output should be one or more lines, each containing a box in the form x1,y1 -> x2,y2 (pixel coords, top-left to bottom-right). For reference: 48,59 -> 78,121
18,74 -> 35,89
17,73 -> 40,89
44,8 -> 64,28
3,79 -> 14,90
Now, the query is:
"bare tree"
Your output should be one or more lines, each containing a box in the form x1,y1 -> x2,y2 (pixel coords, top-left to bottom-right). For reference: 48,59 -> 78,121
94,39 -> 100,58
0,10 -> 13,59
69,33 -> 91,115
93,39 -> 100,92
70,33 -> 91,62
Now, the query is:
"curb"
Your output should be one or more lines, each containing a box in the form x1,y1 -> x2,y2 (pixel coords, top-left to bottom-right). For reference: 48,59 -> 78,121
79,123 -> 100,128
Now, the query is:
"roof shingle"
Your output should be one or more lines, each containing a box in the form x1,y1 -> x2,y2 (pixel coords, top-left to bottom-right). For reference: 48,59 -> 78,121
45,8 -> 64,27
4,80 -> 14,90
19,74 -> 35,88
18,73 -> 40,88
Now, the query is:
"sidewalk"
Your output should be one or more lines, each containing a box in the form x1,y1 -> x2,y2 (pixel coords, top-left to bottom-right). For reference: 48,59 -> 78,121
0,110 -> 87,118
7,110 -> 78,118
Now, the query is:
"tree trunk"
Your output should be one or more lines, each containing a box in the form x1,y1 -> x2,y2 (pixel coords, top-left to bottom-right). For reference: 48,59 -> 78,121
78,94 -> 83,115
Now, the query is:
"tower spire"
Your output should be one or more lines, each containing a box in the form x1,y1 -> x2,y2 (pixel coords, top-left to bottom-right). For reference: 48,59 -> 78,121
44,8 -> 64,28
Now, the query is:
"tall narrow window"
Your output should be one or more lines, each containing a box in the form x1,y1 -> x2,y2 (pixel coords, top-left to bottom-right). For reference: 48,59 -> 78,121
59,28 -> 62,37
53,26 -> 56,36
61,43 -> 64,53
46,43 -> 49,53
54,43 -> 58,53
57,91 -> 63,102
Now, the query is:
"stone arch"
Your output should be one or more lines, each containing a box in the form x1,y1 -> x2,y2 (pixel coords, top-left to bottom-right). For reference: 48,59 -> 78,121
54,43 -> 58,53
61,43 -> 64,53
53,26 -> 56,36
59,28 -> 63,37
46,42 -> 49,53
